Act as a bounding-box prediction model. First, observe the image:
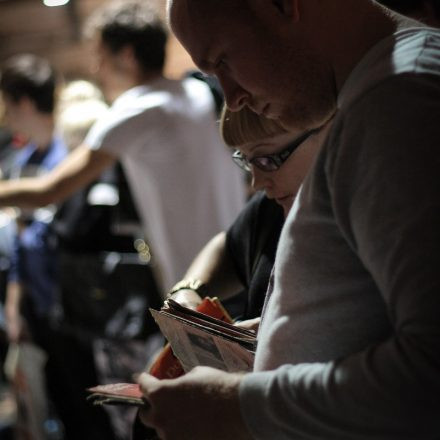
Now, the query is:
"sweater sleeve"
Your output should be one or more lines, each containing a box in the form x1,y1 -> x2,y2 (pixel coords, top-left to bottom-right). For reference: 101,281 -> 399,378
239,74 -> 440,439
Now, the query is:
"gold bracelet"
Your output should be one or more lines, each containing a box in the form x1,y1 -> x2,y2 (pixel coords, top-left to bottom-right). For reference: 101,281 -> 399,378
168,278 -> 208,297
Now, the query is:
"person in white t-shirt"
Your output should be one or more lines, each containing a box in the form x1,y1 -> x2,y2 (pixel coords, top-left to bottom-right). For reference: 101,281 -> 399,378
0,0 -> 245,293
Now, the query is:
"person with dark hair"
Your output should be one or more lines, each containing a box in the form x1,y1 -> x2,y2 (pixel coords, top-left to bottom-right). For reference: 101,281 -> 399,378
0,0 -> 245,296
1,54 -> 67,341
134,1 -> 440,439
84,0 -> 167,75
0,53 -> 69,439
0,54 -> 56,115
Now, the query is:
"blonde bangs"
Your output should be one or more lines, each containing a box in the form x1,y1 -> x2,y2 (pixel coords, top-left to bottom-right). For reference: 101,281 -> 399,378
220,106 -> 287,147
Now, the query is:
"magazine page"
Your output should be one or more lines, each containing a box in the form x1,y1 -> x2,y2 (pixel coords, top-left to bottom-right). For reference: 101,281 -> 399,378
150,309 -> 254,373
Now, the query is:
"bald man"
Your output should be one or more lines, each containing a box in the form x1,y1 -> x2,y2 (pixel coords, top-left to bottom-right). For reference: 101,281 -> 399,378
137,2 -> 440,439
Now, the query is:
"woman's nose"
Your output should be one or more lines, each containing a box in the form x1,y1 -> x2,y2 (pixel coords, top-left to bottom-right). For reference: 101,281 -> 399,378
251,167 -> 272,192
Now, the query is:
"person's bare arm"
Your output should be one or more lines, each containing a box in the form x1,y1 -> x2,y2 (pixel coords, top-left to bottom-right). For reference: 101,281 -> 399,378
170,231 -> 244,308
0,144 -> 116,208
4,281 -> 26,343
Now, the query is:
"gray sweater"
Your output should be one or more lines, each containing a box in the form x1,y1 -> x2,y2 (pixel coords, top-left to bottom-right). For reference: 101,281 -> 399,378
240,28 -> 440,439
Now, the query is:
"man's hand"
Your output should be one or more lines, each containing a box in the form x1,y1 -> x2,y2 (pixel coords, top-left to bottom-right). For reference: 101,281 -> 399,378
138,366 -> 253,440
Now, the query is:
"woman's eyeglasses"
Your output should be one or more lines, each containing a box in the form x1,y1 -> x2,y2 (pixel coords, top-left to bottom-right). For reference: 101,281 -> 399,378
231,126 -> 322,172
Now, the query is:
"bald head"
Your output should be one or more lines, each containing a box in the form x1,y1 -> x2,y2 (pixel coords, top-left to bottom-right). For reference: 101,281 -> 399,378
167,0 -> 243,29
167,0 -> 398,131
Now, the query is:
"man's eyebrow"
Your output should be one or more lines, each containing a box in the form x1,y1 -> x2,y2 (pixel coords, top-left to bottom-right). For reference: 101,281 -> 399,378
192,37 -> 216,72
196,58 -> 211,73
193,48 -> 216,73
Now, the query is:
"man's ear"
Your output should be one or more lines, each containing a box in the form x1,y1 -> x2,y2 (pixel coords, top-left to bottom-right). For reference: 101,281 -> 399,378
272,0 -> 300,22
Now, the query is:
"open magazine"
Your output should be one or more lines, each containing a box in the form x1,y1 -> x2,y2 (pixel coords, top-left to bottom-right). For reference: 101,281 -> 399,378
86,297 -> 256,407
150,299 -> 256,373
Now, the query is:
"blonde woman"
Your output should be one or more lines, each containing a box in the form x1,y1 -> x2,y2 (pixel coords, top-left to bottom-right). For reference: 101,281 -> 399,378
169,105 -> 331,327
135,105 -> 331,438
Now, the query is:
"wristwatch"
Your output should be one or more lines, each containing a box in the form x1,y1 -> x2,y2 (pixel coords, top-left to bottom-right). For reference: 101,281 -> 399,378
168,278 -> 208,297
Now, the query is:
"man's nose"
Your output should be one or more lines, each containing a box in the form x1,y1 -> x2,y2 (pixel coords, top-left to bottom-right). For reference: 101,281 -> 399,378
217,73 -> 249,112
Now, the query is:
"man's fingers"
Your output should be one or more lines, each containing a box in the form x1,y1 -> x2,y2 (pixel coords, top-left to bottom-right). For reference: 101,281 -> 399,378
137,373 -> 167,438
138,372 -> 160,397
137,374 -> 159,429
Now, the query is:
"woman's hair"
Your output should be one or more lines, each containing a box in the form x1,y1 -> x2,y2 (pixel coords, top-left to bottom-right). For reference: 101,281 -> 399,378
57,79 -> 104,111
56,80 -> 108,150
219,105 -> 287,147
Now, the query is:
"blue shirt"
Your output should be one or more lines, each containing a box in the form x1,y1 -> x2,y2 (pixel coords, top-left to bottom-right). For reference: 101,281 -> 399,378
8,136 -> 68,316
